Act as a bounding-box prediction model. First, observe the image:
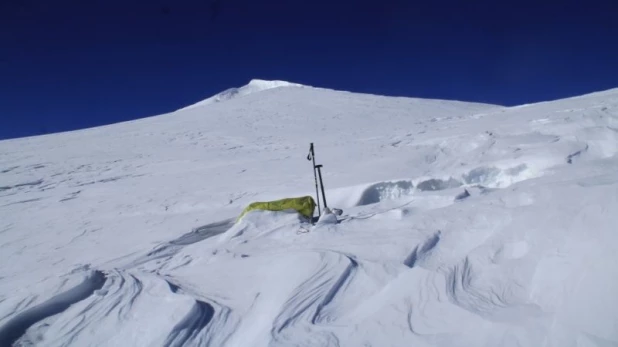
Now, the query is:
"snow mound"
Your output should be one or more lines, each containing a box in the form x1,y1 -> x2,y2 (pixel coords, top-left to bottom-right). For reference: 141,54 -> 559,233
356,180 -> 415,206
178,79 -> 308,110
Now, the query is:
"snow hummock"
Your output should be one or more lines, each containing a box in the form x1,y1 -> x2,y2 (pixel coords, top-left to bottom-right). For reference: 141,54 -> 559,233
178,79 -> 307,110
1,81 -> 618,346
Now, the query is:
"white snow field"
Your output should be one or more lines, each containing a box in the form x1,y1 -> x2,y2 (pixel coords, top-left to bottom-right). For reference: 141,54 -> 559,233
1,79 -> 618,346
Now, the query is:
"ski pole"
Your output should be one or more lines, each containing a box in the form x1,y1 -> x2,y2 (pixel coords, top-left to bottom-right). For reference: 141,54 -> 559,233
307,143 -> 321,217
315,164 -> 328,209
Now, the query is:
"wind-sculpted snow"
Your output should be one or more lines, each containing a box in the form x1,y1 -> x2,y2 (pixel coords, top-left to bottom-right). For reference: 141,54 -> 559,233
128,218 -> 235,270
170,218 -> 234,246
165,300 -> 215,346
269,252 -> 357,346
1,82 -> 618,346
163,279 -> 234,347
443,256 -> 544,322
0,270 -> 105,346
10,269 -> 235,346
404,231 -> 441,268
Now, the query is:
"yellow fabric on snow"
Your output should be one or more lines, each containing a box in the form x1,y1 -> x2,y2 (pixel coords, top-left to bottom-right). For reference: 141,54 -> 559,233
237,196 -> 316,221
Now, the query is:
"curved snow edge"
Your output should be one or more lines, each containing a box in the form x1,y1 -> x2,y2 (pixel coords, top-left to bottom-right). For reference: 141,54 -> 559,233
0,270 -> 106,346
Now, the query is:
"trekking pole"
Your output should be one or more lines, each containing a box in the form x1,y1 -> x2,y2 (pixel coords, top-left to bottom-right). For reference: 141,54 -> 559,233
315,164 -> 328,209
307,143 -> 321,217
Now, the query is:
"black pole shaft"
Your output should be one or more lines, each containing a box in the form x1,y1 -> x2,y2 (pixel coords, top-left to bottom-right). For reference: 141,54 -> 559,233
309,143 -> 321,217
316,165 -> 328,209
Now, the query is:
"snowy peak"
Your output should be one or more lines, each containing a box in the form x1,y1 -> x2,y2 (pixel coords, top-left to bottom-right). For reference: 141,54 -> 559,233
245,79 -> 305,89
178,79 -> 308,111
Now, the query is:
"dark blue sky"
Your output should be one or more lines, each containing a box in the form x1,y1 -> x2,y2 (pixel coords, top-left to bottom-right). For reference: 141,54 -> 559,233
1,0 -> 617,140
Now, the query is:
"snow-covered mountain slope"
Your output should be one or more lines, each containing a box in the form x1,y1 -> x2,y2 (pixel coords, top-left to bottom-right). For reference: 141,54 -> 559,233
177,79 -> 307,110
1,82 -> 617,346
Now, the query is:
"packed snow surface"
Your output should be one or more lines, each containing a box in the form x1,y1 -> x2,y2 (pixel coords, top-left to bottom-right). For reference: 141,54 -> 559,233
1,80 -> 618,346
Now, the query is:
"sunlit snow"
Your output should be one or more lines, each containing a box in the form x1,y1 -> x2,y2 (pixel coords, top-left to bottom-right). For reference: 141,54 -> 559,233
1,81 -> 617,346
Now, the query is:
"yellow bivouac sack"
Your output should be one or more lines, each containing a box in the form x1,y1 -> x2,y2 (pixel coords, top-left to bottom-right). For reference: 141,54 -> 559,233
237,196 -> 316,222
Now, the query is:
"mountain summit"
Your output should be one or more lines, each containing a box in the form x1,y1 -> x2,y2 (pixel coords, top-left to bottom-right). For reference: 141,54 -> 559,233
178,79 -> 308,111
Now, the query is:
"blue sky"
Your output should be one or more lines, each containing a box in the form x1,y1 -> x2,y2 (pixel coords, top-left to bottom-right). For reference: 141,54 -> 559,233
1,0 -> 617,140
